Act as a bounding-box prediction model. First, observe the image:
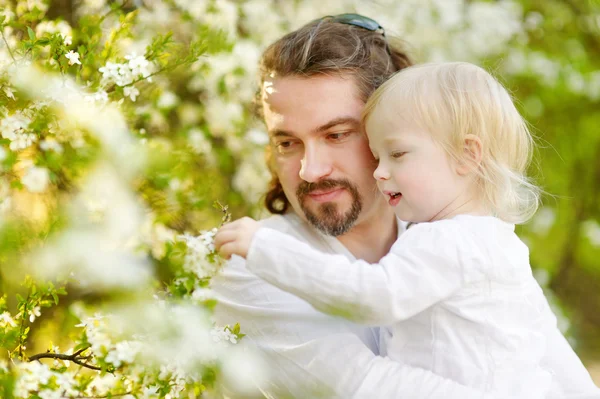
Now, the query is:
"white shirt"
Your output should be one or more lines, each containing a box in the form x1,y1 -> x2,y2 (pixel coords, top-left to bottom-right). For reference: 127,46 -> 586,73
212,213 -> 600,398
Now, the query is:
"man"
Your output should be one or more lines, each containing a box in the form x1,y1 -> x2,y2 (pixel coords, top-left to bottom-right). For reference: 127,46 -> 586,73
212,14 -> 600,398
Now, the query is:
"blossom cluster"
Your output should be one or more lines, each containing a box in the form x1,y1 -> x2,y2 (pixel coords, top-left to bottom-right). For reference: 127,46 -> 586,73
99,53 -> 155,101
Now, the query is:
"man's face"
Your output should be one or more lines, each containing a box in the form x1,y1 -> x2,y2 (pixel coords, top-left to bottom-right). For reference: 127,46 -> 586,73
262,74 -> 387,236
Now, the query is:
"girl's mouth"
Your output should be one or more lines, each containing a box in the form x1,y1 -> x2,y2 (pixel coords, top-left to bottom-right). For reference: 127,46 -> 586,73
388,192 -> 402,206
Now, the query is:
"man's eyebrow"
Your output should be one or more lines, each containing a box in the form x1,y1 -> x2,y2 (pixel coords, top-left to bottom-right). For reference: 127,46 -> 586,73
268,117 -> 360,138
315,117 -> 361,133
269,130 -> 296,138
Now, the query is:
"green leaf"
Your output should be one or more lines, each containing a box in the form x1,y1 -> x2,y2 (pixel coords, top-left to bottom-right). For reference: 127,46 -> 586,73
73,342 -> 89,352
51,293 -> 59,305
27,27 -> 35,41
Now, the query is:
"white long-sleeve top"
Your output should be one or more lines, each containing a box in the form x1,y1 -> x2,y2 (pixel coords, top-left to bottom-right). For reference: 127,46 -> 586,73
212,213 -> 496,398
243,214 -> 600,398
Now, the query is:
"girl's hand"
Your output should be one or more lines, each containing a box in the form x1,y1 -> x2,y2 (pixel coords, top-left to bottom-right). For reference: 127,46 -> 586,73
214,217 -> 260,259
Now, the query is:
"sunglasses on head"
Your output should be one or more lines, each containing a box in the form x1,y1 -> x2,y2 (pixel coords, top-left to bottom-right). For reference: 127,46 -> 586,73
325,13 -> 386,36
319,13 -> 390,55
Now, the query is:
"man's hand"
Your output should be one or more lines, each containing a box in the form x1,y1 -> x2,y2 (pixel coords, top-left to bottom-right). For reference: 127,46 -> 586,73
214,217 -> 260,259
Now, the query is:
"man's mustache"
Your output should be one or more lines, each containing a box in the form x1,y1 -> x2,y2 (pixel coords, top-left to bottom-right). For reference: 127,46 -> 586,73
296,179 -> 354,198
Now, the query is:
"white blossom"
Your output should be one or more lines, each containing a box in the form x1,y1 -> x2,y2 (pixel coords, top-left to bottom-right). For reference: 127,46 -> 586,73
0,311 -> 17,327
22,166 -> 50,193
28,305 -> 41,322
157,90 -> 178,109
65,50 -> 81,65
35,20 -> 72,44
178,229 -> 220,279
40,137 -> 64,153
529,207 -> 556,235
583,220 -> 600,247
123,85 -> 140,101
188,128 -> 212,156
3,85 -> 15,99
105,341 -> 143,367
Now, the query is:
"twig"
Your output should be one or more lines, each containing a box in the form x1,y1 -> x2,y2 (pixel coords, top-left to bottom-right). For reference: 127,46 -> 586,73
0,28 -> 16,63
70,392 -> 132,399
28,346 -> 102,371
215,200 -> 231,227
17,294 -> 30,359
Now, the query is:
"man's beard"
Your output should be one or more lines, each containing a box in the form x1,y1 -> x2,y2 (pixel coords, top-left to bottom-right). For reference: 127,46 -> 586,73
296,179 -> 362,237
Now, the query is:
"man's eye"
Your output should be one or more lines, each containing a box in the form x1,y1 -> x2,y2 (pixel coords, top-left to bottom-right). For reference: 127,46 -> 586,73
275,141 -> 297,153
391,151 -> 406,158
327,132 -> 350,141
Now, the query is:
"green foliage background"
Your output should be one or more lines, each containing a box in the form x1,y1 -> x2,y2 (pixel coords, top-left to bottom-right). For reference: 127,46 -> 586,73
0,0 -> 599,394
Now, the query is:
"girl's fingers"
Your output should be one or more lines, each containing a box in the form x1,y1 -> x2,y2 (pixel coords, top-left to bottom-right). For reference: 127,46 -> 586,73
217,242 -> 238,260
214,229 -> 236,251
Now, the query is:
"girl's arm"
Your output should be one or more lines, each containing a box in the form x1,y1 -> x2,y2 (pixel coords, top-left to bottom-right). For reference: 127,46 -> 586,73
245,222 -> 475,326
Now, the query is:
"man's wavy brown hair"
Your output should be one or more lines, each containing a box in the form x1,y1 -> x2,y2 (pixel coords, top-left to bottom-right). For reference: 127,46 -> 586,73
258,17 -> 414,214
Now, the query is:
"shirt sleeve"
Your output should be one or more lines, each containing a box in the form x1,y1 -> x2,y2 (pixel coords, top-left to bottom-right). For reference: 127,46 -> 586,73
246,222 -> 477,326
211,255 -> 493,399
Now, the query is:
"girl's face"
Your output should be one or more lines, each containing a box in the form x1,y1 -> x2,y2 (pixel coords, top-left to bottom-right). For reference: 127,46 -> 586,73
366,109 -> 474,223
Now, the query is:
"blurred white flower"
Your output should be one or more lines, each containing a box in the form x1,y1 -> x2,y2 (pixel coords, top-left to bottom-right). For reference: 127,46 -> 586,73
191,287 -> 215,302
22,166 -> 50,193
124,85 -> 140,101
232,154 -> 270,204
157,90 -> 178,109
0,311 -> 17,327
99,54 -> 154,89
179,229 -> 220,279
204,97 -> 243,136
36,20 -> 72,44
188,128 -> 212,156
210,326 -> 238,346
65,50 -> 81,65
39,137 -> 64,153
29,306 -> 41,322
14,361 -> 53,398
583,220 -> 600,247
105,341 -> 143,367
0,112 -> 36,151
0,146 -> 6,162
525,11 -> 544,31
125,53 -> 153,79
245,128 -> 269,146
529,207 -> 556,235
220,345 -> 268,397
3,85 -> 15,99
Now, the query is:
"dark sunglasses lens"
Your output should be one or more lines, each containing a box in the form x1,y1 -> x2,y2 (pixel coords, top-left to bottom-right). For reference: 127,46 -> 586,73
331,14 -> 381,31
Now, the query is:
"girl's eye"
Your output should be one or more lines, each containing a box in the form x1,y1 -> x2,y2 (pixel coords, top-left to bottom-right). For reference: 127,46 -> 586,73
391,151 -> 406,159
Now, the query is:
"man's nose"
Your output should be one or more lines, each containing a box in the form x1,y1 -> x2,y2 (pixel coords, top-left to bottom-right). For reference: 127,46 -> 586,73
373,163 -> 389,181
299,144 -> 333,183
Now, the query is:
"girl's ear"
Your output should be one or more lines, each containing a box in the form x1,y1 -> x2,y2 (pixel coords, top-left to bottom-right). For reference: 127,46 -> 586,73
456,134 -> 483,175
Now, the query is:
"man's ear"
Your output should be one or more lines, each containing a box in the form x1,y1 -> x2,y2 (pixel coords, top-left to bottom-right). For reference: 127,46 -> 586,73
456,134 -> 483,175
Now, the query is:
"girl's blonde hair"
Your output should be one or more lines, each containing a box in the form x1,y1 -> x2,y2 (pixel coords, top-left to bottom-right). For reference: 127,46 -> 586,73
363,62 -> 540,224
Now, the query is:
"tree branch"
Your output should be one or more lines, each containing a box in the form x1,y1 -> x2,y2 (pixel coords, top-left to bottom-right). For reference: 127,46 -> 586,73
70,392 -> 132,399
28,346 -> 102,371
